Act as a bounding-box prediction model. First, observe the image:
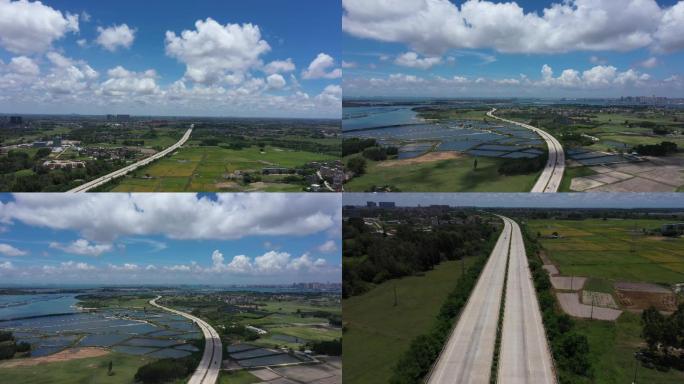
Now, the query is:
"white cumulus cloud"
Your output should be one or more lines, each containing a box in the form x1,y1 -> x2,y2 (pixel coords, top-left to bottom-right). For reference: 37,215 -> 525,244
96,24 -> 136,52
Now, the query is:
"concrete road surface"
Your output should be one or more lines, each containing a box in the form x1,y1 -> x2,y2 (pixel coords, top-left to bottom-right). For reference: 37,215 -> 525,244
497,219 -> 556,384
68,125 -> 193,192
427,218 -> 512,384
487,109 -> 564,193
149,296 -> 222,384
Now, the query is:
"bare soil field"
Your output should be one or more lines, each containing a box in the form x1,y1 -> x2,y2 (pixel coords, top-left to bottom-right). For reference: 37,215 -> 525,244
376,151 -> 462,167
556,292 -> 622,320
0,347 -> 109,368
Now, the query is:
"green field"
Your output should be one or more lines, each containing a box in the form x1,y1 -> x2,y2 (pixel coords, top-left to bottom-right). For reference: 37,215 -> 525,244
344,155 -> 540,192
343,258 -> 477,384
0,352 -> 153,384
109,145 -> 336,192
218,370 -> 260,384
528,218 -> 684,284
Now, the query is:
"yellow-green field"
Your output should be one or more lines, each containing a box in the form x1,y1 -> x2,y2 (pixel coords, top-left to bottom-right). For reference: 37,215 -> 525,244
527,218 -> 684,383
108,145 -> 336,192
528,218 -> 684,284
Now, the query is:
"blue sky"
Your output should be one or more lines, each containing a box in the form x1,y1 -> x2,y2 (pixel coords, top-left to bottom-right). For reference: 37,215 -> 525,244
0,193 -> 341,286
0,0 -> 341,117
343,0 -> 684,98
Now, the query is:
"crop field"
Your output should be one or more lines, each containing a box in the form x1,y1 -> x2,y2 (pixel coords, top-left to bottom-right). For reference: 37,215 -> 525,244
342,258 -> 478,384
575,312 -> 684,384
526,217 -> 684,383
0,352 -> 154,384
344,155 -> 540,192
528,219 -> 684,284
108,145 -> 336,192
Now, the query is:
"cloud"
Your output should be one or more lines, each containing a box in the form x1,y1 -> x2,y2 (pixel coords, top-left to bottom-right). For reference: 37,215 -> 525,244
208,250 -> 329,275
288,253 -> 327,271
302,53 -> 342,79
266,73 -> 286,89
0,193 -> 340,243
342,60 -> 357,68
654,1 -> 684,52
96,24 -> 136,51
0,243 -> 27,256
317,240 -> 337,253
43,261 -> 96,273
0,261 -> 13,270
394,51 -> 442,69
100,66 -> 159,96
342,0 -> 684,55
639,57 -> 658,68
165,18 -> 271,84
49,239 -> 113,257
0,0 -> 79,54
263,58 -> 295,74
7,56 -> 39,76
108,263 -> 140,271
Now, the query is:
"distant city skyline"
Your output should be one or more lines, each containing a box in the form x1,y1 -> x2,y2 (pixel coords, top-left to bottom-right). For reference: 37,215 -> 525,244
344,193 -> 684,209
0,193 -> 342,285
0,0 -> 340,118
343,0 -> 684,98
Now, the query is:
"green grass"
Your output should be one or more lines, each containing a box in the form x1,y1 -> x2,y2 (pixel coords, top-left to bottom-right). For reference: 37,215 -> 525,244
268,326 -> 341,342
528,219 -> 684,284
109,145 -> 333,192
342,258 -> 477,384
559,166 -> 597,192
344,155 -> 540,192
218,370 -> 260,384
574,313 -> 684,384
0,352 -> 153,384
598,134 -> 684,147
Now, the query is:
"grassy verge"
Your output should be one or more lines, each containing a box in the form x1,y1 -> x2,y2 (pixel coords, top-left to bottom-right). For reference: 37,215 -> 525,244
345,155 -> 539,192
558,166 -> 597,192
0,352 -> 153,384
342,258 -> 479,384
218,370 -> 260,384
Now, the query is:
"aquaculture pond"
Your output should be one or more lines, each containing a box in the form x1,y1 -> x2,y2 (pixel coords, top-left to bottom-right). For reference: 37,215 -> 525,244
566,148 -> 638,165
342,105 -> 421,131
0,294 -> 78,320
0,301 -> 201,359
344,119 -> 545,159
226,343 -> 313,368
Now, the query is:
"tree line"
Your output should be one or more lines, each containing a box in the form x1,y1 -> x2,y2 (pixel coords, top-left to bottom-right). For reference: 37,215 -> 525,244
343,216 -> 497,298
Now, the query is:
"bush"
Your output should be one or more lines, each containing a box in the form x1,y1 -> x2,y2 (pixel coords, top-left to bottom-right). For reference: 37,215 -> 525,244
346,156 -> 367,175
134,357 -> 197,384
311,339 -> 341,356
634,141 -> 678,156
342,138 -> 377,156
498,152 -> 548,176
362,146 -> 388,161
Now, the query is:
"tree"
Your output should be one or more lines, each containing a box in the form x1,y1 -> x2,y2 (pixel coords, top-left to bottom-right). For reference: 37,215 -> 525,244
347,156 -> 367,175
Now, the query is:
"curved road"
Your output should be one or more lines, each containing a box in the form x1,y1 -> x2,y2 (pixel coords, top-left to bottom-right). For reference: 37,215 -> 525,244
68,125 -> 193,192
427,216 -> 555,383
149,296 -> 221,384
487,109 -> 564,193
